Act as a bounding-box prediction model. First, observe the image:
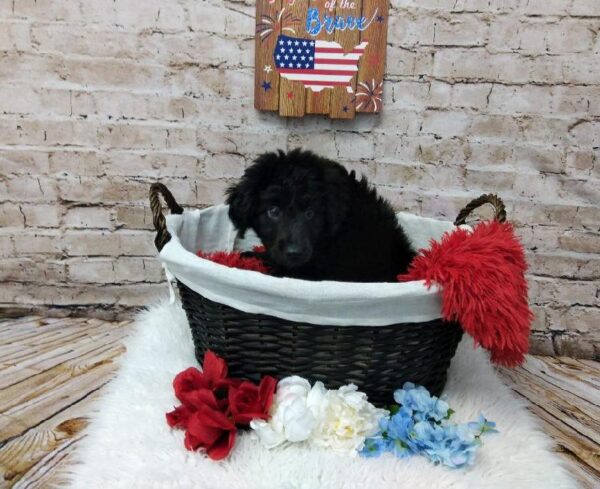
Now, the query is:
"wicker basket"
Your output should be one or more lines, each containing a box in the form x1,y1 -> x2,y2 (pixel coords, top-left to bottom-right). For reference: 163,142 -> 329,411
150,183 -> 506,406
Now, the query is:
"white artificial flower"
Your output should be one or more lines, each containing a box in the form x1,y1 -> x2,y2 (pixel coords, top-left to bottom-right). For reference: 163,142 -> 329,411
309,383 -> 387,454
250,376 -> 387,455
276,376 -> 312,403
250,376 -> 316,448
249,418 -> 285,448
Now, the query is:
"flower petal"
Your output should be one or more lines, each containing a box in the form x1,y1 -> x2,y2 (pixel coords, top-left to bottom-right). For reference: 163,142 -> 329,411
202,350 -> 228,386
259,375 -> 277,412
197,404 -> 236,430
166,405 -> 192,429
276,376 -> 311,403
184,430 -> 202,451
173,367 -> 208,402
180,388 -> 219,410
186,412 -> 225,447
250,419 -> 286,449
282,398 -> 316,442
206,429 -> 237,461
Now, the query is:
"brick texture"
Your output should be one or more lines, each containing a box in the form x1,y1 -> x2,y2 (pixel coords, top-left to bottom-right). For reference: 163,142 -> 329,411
0,0 -> 598,358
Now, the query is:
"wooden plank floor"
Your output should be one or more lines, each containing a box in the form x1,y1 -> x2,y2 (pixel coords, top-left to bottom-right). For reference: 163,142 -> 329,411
0,317 -> 598,488
499,357 -> 600,488
0,317 -> 131,488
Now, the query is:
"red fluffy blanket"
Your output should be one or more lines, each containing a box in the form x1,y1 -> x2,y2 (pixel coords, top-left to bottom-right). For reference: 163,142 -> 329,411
196,246 -> 269,274
398,220 -> 532,367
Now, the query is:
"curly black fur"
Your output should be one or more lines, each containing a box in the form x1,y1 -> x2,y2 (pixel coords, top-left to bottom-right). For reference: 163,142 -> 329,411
226,149 -> 415,282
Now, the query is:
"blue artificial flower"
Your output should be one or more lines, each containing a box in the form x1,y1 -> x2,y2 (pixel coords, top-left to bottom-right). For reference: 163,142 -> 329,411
378,415 -> 391,432
428,397 -> 451,423
360,436 -> 391,458
393,382 -> 425,412
389,437 -> 412,458
360,384 -> 498,469
393,383 -> 450,422
386,408 -> 420,454
468,414 -> 499,437
413,421 -> 478,468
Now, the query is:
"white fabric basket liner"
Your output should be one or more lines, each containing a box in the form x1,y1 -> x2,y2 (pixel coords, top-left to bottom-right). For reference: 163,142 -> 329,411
160,204 -> 463,327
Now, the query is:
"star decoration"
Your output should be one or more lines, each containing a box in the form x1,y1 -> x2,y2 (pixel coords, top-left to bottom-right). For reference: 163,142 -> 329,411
261,81 -> 272,91
287,91 -> 294,99
376,15 -> 385,23
263,64 -> 273,74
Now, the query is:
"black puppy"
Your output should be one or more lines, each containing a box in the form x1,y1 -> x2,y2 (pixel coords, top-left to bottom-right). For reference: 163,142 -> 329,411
226,149 -> 415,282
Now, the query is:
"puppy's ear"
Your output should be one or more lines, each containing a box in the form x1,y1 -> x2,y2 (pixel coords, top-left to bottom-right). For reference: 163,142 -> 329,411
225,151 -> 280,237
322,163 -> 351,236
225,181 -> 253,238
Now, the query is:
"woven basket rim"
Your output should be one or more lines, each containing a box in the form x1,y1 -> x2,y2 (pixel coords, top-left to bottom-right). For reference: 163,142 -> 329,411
163,204 -> 460,289
150,185 -> 506,328
158,205 -> 453,327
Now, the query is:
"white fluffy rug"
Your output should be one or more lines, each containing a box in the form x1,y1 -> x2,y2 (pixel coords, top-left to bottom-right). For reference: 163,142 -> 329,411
67,301 -> 578,489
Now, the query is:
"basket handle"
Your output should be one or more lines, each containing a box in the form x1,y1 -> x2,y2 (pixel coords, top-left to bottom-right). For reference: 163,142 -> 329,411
150,183 -> 184,252
454,193 -> 506,226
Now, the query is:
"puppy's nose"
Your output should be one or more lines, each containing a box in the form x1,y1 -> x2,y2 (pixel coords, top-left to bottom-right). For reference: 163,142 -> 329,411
284,243 -> 303,257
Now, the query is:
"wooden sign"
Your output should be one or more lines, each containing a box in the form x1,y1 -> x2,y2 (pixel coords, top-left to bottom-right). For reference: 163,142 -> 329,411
254,0 -> 388,119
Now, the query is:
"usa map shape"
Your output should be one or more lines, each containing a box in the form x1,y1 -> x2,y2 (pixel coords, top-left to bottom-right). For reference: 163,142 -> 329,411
273,35 -> 368,93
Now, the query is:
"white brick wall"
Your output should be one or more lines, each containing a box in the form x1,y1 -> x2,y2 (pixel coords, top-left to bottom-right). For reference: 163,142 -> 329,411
0,0 -> 598,357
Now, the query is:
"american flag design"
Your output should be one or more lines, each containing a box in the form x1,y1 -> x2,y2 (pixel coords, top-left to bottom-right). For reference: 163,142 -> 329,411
273,35 -> 368,93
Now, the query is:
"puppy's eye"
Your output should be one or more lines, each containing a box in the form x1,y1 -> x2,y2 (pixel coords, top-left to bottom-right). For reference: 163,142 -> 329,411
305,208 -> 315,220
267,206 -> 281,220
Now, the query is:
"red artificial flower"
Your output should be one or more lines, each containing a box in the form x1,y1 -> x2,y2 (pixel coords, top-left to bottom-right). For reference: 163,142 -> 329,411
229,376 -> 277,426
184,404 -> 237,460
166,404 -> 192,429
172,351 -> 230,405
166,350 -> 278,460
166,388 -> 218,428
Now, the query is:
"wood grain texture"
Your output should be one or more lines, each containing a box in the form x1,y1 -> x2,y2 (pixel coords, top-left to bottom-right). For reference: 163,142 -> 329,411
328,1 -> 362,120
521,355 -> 600,406
499,357 -> 600,489
0,317 -> 131,488
278,0 -> 309,117
355,0 -> 387,113
519,402 -> 600,489
0,316 -> 598,488
501,369 -> 600,446
304,0 -> 333,115
254,0 -> 282,111
11,436 -> 80,489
